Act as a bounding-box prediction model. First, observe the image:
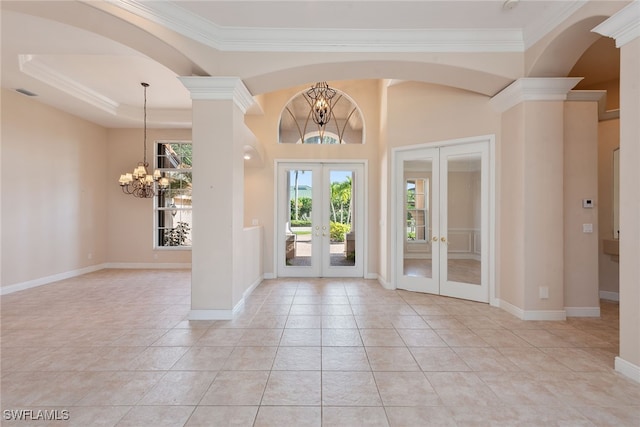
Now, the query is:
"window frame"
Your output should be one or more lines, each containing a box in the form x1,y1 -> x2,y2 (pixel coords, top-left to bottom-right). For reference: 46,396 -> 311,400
153,140 -> 192,250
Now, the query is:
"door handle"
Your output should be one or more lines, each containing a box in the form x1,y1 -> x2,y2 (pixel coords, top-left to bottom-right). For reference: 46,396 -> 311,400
441,236 -> 448,244
432,236 -> 438,243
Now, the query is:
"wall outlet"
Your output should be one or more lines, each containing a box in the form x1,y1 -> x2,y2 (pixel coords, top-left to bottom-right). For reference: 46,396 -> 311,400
252,219 -> 259,226
539,286 -> 549,299
583,223 -> 593,233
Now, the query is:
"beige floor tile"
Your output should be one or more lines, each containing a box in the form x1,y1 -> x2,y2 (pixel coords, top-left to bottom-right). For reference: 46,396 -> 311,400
125,346 -> 189,370
576,405 -> 640,427
110,329 -> 169,346
76,371 -> 166,406
248,315 -> 288,329
272,346 -> 321,370
2,271 -> 638,427
391,315 -> 430,329
425,372 -> 502,406
289,304 -> 323,315
322,346 -> 371,371
498,347 -> 572,372
195,328 -> 245,346
63,406 -> 131,427
171,346 -> 233,371
262,371 -> 322,405
138,370 -> 217,405
222,346 -> 277,370
280,328 -> 322,346
322,371 -> 382,406
452,347 -> 521,372
150,328 -> 207,346
374,371 -> 440,406
199,371 -> 269,405
385,406 -> 457,427
396,329 -> 447,347
255,406 -> 321,427
320,303 -> 353,315
185,406 -> 258,427
116,405 -> 195,427
449,405 -> 593,426
366,347 -> 420,371
286,315 -> 322,329
434,329 -> 490,347
322,329 -> 363,346
360,329 -> 406,347
322,406 -> 389,426
321,315 -> 357,328
237,328 -> 283,346
409,347 -> 471,372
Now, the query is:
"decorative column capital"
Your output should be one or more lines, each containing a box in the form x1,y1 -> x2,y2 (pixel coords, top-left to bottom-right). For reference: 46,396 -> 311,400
490,77 -> 583,112
593,1 -> 640,48
179,76 -> 255,114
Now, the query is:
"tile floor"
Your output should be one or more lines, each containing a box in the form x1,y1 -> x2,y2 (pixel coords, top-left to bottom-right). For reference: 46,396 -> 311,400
1,269 -> 639,426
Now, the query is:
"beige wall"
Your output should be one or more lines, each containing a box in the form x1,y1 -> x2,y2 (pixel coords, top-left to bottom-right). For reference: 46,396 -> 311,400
498,104 -> 526,307
598,118 -> 620,294
1,89 -> 108,287
563,101 -> 600,310
107,128 -> 192,265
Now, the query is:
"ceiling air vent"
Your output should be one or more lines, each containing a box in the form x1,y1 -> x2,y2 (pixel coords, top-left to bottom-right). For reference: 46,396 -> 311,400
15,88 -> 38,97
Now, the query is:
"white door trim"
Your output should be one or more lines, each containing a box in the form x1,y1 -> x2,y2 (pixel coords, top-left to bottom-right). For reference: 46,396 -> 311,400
274,159 -> 368,278
391,134 -> 496,306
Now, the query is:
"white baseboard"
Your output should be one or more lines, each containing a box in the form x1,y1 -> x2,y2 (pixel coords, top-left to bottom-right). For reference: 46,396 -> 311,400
599,290 -> 620,301
105,262 -> 192,269
377,275 -> 394,290
615,357 -> 640,383
1,263 -> 107,295
565,306 -> 601,317
498,299 -> 566,320
243,276 -> 263,300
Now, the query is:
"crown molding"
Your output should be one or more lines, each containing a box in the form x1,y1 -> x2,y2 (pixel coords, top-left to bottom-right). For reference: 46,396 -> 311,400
490,77 -> 583,112
19,54 -> 119,114
108,0 -> 524,53
179,76 -> 255,114
19,54 -> 191,126
592,0 -> 640,48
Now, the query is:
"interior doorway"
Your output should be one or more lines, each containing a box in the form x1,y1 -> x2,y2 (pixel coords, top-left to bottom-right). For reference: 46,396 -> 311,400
277,162 -> 365,278
394,138 -> 493,303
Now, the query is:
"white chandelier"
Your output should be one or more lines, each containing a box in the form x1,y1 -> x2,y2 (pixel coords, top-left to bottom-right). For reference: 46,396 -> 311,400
118,82 -> 169,198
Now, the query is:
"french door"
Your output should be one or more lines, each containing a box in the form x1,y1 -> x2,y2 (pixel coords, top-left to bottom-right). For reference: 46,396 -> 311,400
395,141 -> 489,303
277,162 -> 364,277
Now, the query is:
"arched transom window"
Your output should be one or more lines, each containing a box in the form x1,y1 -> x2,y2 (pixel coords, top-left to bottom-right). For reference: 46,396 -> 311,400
279,84 -> 364,144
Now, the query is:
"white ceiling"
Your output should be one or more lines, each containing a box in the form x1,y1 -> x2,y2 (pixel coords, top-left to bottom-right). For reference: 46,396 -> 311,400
0,1 -> 622,128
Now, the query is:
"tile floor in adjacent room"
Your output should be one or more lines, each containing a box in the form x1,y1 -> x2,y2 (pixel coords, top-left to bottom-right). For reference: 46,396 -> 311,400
1,269 -> 639,426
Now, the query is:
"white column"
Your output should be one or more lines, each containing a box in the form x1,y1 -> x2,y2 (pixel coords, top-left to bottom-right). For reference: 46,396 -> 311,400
594,1 -> 640,383
180,77 -> 255,320
491,77 -> 582,320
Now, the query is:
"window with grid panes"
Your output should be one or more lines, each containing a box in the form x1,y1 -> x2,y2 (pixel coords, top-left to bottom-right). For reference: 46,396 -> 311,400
155,141 -> 192,248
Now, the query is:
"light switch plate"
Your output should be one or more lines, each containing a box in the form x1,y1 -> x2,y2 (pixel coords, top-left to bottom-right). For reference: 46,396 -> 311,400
583,224 -> 593,233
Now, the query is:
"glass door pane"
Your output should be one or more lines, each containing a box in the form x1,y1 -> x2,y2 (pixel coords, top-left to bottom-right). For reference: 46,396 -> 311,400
446,153 -> 482,285
285,169 -> 314,267
329,170 -> 355,267
403,160 -> 433,278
